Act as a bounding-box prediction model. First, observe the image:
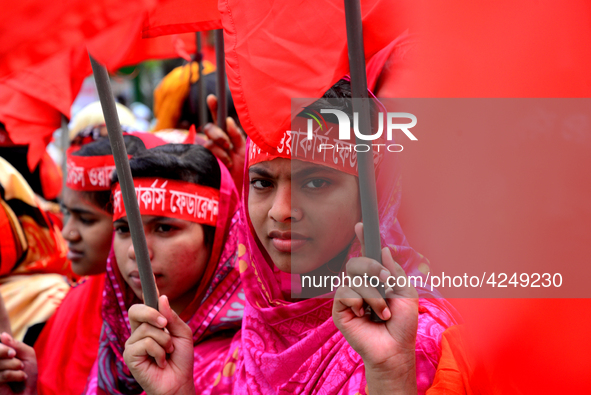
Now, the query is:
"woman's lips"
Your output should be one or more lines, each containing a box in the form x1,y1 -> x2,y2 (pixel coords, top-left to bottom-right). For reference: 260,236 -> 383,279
67,249 -> 84,262
129,272 -> 142,288
129,271 -> 163,288
268,231 -> 309,253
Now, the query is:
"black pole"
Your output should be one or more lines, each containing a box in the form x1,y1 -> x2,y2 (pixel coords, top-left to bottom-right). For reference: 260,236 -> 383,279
88,54 -> 159,310
195,32 -> 208,129
61,114 -> 69,196
215,29 -> 227,131
343,0 -> 385,321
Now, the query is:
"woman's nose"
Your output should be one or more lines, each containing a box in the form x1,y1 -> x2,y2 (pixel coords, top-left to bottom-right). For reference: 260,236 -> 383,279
268,183 -> 302,222
127,237 -> 154,261
62,219 -> 80,242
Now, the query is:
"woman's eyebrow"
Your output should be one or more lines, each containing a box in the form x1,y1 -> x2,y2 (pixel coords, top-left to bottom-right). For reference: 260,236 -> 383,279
146,216 -> 181,225
113,219 -> 128,226
249,167 -> 274,178
63,205 -> 95,216
293,166 -> 339,179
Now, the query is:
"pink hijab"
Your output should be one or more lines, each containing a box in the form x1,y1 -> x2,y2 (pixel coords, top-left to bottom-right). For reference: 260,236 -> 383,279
206,119 -> 459,394
83,156 -> 245,394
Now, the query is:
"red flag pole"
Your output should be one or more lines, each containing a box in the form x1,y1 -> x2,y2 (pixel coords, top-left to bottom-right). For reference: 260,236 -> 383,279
88,54 -> 159,310
343,0 -> 385,321
215,29 -> 227,131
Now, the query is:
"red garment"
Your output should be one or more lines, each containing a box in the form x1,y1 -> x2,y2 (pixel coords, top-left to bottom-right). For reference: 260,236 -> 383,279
35,275 -> 106,395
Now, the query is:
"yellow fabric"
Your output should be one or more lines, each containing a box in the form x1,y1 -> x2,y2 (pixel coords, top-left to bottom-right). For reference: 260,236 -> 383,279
0,274 -> 69,341
152,60 -> 216,131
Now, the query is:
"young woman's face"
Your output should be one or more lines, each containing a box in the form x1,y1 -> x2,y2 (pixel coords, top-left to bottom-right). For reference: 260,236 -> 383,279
248,158 -> 361,274
113,216 -> 210,314
62,188 -> 113,276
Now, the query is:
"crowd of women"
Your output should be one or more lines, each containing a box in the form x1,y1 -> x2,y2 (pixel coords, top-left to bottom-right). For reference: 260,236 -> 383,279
0,52 -> 469,394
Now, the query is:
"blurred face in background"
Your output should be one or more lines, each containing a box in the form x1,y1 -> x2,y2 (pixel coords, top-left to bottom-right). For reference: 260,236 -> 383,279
61,188 -> 113,276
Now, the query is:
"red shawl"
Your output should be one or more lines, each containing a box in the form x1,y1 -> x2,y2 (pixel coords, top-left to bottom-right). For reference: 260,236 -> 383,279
35,274 -> 106,395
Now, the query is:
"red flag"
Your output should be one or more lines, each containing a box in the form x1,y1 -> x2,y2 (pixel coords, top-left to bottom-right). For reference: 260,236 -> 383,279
383,1 -> 591,393
220,0 -> 408,153
1,11 -> 209,173
87,16 -> 199,71
0,47 -> 91,170
393,0 -> 591,98
0,0 -> 157,79
142,0 -> 221,38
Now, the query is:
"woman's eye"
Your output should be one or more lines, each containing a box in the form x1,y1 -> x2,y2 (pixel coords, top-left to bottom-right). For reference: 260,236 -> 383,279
304,179 -> 329,189
79,216 -> 97,225
115,225 -> 130,234
250,179 -> 273,190
155,224 -> 174,233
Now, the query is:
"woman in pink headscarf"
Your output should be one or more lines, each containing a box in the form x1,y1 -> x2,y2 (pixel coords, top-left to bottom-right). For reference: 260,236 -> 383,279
125,79 -> 458,395
80,143 -> 244,394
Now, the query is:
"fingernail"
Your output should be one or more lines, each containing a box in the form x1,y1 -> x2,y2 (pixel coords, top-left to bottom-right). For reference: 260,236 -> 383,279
381,307 -> 391,320
157,316 -> 167,327
379,269 -> 391,283
359,306 -> 366,317
7,349 -> 15,357
167,344 -> 175,353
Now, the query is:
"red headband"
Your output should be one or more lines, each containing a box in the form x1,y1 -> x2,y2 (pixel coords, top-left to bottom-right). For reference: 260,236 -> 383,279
248,116 -> 385,176
112,178 -> 220,226
66,153 -> 128,191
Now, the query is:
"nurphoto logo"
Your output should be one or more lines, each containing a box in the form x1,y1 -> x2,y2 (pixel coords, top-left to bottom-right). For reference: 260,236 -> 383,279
307,110 -> 418,153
